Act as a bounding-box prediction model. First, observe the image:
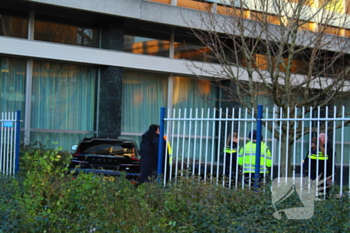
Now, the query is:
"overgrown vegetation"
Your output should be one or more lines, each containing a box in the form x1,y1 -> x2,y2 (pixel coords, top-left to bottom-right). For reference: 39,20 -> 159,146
0,145 -> 349,232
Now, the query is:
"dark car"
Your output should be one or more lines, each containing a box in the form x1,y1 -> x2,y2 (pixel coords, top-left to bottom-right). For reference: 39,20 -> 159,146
69,137 -> 140,183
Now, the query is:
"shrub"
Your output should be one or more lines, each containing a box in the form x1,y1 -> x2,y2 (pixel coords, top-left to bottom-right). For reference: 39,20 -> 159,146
0,144 -> 349,232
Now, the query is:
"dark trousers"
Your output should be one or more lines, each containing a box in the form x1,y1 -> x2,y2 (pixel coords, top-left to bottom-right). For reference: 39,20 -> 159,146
244,173 -> 267,187
224,153 -> 237,177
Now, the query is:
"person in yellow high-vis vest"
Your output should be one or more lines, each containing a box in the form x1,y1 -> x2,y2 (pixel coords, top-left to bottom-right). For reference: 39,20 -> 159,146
303,133 -> 335,186
238,130 -> 272,186
224,132 -> 238,177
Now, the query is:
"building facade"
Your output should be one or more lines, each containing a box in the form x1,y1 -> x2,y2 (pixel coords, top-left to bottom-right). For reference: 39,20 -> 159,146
1,0 -> 350,154
0,0 -> 228,150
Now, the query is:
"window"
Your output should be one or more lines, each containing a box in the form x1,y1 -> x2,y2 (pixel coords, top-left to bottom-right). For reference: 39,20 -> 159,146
30,61 -> 97,150
0,9 -> 28,38
172,76 -> 218,109
0,57 -> 26,128
34,14 -> 99,47
122,70 -> 168,134
124,36 -> 170,57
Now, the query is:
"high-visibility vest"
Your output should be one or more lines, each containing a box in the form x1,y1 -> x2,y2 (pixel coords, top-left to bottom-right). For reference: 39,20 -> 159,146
308,151 -> 328,160
166,140 -> 172,165
224,146 -> 237,154
238,141 -> 272,173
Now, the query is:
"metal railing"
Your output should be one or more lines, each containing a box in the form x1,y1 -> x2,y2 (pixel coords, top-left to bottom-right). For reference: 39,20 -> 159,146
0,111 -> 21,175
158,106 -> 350,197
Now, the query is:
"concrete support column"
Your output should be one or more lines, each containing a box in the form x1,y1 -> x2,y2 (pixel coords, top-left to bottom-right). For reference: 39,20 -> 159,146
97,21 -> 124,138
24,12 -> 35,145
168,31 -> 175,114
24,59 -> 33,145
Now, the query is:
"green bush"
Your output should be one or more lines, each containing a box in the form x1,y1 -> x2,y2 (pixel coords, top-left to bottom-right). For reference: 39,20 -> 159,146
0,144 -> 349,232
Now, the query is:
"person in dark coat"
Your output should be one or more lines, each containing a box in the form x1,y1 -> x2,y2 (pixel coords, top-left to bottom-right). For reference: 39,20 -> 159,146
139,124 -> 165,184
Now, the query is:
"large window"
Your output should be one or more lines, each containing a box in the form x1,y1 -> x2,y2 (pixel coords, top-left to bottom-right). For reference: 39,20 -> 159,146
0,9 -> 28,38
30,61 -> 97,149
124,36 -> 170,57
173,42 -> 219,63
122,70 -> 168,136
34,14 -> 99,47
121,72 -> 219,159
172,76 -> 218,109
0,57 -> 26,127
171,77 -> 219,161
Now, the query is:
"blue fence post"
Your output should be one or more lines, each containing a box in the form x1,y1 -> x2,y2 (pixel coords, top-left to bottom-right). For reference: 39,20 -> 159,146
15,110 -> 21,174
157,107 -> 166,179
254,105 -> 263,189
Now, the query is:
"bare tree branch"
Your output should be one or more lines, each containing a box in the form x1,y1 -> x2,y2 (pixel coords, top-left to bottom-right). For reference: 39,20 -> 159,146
185,0 -> 350,175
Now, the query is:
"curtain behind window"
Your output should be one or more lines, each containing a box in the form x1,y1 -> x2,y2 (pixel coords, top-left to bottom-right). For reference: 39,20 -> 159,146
31,61 -> 96,150
0,57 -> 26,124
172,76 -> 217,109
122,70 -> 168,135
171,76 -> 218,161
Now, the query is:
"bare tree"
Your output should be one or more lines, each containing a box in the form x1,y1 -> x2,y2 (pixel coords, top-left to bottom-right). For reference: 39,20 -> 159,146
187,0 -> 350,175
